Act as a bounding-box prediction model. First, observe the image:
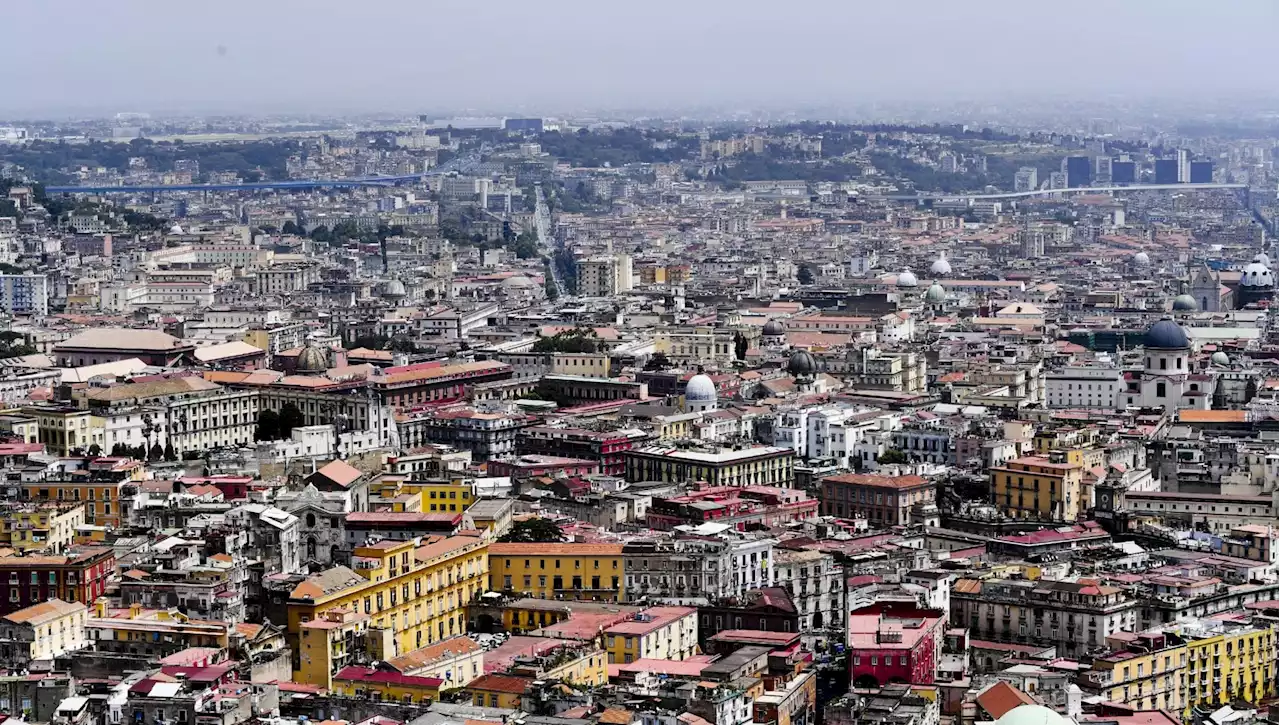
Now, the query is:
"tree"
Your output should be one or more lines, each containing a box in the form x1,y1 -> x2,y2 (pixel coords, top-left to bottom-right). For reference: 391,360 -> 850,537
309,225 -> 332,243
532,327 -> 601,353
163,442 -> 177,461
88,444 -> 102,457
498,518 -> 566,544
149,443 -> 164,461
281,220 -> 302,235
797,265 -> 815,285
877,449 -> 909,465
110,443 -> 126,457
734,332 -> 748,360
255,409 -> 280,441
278,403 -> 305,439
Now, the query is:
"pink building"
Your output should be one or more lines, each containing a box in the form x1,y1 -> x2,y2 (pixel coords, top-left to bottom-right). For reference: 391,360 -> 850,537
848,602 -> 945,688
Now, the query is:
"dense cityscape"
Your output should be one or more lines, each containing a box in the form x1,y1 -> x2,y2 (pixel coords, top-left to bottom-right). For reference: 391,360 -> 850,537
0,8 -> 1276,725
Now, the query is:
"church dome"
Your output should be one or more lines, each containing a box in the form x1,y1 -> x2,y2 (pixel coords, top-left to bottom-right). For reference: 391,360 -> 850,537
168,223 -> 184,235
925,282 -> 946,303
381,280 -> 407,297
1172,294 -> 1198,312
296,344 -> 330,372
1143,318 -> 1189,349
930,256 -> 952,276
1240,262 -> 1274,287
762,319 -> 786,337
994,705 -> 1072,725
1133,251 -> 1151,266
1252,252 -> 1270,267
502,275 -> 536,289
685,374 -> 717,402
1211,351 -> 1230,366
787,349 -> 817,377
896,269 -> 918,288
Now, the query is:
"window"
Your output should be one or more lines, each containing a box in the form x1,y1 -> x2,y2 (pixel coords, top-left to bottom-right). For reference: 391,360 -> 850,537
1156,382 -> 1166,398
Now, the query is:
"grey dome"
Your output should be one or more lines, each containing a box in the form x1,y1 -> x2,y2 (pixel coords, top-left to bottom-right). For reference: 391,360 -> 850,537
762,319 -> 786,337
1240,262 -> 1274,287
1172,294 -> 1198,312
382,280 -> 407,297
787,349 -> 817,377
1143,318 -> 1189,349
296,344 -> 330,372
1210,351 -> 1230,366
168,223 -> 184,235
925,282 -> 946,303
1133,251 -> 1151,266
685,374 -> 717,402
930,256 -> 952,276
896,269 -> 918,288
503,275 -> 536,289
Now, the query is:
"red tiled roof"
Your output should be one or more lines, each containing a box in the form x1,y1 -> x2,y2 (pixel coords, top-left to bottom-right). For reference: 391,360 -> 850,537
977,681 -> 1037,719
466,673 -> 532,694
334,666 -> 443,689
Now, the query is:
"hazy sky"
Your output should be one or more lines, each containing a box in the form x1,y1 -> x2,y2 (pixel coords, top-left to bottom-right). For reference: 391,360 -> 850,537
3,0 -> 1277,117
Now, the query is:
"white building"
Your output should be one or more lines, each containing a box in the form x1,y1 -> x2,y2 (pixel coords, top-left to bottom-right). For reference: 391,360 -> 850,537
1045,366 -> 1125,409
773,548 -> 845,636
623,524 -> 775,606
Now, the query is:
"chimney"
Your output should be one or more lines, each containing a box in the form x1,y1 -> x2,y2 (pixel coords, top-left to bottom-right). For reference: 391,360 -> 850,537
94,598 -> 108,617
129,603 -> 143,620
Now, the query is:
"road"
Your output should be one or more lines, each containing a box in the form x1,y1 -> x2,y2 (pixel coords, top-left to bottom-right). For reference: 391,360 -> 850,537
534,183 -> 565,298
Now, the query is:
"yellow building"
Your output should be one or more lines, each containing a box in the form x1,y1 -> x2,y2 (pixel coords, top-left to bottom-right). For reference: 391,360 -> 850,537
550,353 -> 610,379
22,407 -> 102,456
467,673 -> 531,709
296,607 -> 376,691
990,453 -> 1084,522
0,414 -> 39,444
288,533 -> 489,686
0,503 -> 86,553
21,475 -> 139,529
371,478 -> 475,515
0,599 -> 88,666
488,543 -> 625,602
1178,618 -> 1276,713
603,606 -> 699,664
386,635 -> 484,689
1081,632 -> 1188,712
331,665 -> 442,705
507,643 -> 608,687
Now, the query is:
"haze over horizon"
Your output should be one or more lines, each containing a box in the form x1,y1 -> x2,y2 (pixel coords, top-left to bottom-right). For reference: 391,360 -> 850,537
3,0 -> 1278,118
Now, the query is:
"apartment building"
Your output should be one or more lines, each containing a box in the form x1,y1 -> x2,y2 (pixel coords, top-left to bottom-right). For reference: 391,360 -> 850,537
288,533 -> 489,686
623,445 -> 795,487
990,453 -> 1085,522
603,606 -> 698,664
0,275 -> 48,316
951,578 -> 1138,657
488,542 -> 624,602
819,473 -> 935,526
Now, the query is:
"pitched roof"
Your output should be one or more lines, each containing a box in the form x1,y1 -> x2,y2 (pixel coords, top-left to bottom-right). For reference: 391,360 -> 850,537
290,566 -> 364,600
57,328 -> 186,351
311,460 -> 363,488
387,635 -> 482,673
466,673 -> 532,694
976,681 -> 1037,719
4,598 -> 85,626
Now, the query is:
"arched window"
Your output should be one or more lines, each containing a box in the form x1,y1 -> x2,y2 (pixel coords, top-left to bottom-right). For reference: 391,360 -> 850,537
306,513 -> 316,528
